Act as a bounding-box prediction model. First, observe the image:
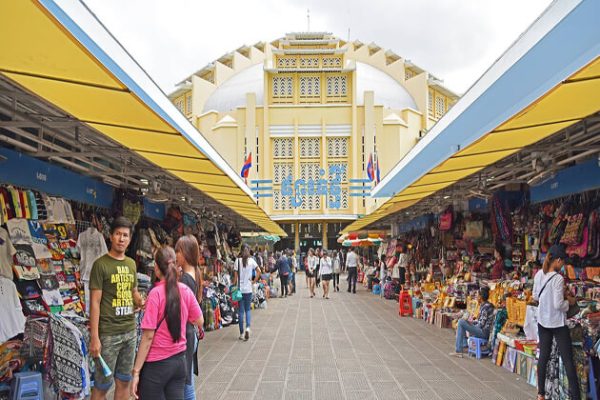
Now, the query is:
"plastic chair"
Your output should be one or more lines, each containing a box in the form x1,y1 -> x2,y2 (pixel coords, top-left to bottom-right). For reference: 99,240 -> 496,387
399,290 -> 412,317
10,371 -> 43,400
467,337 -> 491,359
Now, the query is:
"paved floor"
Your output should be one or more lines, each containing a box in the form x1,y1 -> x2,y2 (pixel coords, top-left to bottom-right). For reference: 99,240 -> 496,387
196,274 -> 536,400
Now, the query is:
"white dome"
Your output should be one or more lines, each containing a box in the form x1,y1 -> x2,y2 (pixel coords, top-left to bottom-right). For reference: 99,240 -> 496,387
202,61 -> 417,113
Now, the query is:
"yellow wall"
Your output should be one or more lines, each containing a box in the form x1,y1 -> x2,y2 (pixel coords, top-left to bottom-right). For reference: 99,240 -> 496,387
171,33 -> 459,234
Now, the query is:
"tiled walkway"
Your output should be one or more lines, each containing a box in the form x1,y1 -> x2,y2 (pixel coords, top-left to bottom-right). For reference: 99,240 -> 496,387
196,274 -> 535,400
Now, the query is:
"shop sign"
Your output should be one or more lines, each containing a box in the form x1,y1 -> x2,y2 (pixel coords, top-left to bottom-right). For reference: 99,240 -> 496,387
0,147 -> 113,207
252,165 -> 362,209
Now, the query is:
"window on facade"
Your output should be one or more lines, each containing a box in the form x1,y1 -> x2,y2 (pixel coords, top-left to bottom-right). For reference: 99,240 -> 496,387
272,138 -> 294,158
299,76 -> 321,102
428,90 -> 434,117
300,162 -> 321,181
272,76 -> 294,101
175,98 -> 184,113
273,190 -> 292,211
435,95 -> 446,119
299,57 -> 319,69
273,163 -> 293,184
322,57 -> 342,69
299,138 -> 321,158
277,57 -> 296,69
327,189 -> 349,210
326,76 -> 347,98
327,162 -> 348,183
300,194 -> 321,211
327,137 -> 348,158
185,94 -> 192,114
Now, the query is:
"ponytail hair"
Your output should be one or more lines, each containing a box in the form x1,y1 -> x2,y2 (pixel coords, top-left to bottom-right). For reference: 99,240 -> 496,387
542,254 -> 553,274
155,246 -> 181,342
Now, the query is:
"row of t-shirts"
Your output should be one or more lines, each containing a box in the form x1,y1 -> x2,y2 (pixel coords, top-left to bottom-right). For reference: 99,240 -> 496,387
43,195 -> 75,224
0,185 -> 75,225
0,186 -> 46,224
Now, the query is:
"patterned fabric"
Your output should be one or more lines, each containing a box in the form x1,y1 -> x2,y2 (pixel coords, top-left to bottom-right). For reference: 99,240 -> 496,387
49,314 -> 85,394
476,301 -> 495,337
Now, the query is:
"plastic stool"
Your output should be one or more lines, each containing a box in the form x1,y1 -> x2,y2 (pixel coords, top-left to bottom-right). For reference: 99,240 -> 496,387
399,290 -> 413,317
467,337 -> 491,359
372,284 -> 381,295
10,371 -> 43,400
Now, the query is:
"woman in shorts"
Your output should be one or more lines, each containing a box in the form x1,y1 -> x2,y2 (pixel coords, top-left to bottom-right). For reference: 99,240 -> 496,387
319,249 -> 333,299
306,248 -> 317,298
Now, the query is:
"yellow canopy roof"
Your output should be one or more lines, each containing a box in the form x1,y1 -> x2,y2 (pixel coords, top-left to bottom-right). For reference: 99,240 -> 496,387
343,56 -> 600,234
343,0 -> 600,235
0,1 -> 285,236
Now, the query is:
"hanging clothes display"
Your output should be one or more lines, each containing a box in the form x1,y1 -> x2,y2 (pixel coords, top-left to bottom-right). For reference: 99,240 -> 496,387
0,227 -> 16,279
0,276 -> 26,343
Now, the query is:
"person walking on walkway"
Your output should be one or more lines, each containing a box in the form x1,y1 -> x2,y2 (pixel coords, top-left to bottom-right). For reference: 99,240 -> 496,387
275,250 -> 291,298
332,250 -> 341,292
315,248 -> 322,288
175,235 -> 203,400
131,247 -> 203,400
89,217 -> 144,400
346,247 -> 359,293
234,244 -> 261,340
319,249 -> 333,299
306,248 -> 318,298
533,245 -> 580,400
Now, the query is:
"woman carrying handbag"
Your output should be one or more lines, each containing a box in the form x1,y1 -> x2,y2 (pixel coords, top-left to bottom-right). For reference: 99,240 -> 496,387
532,245 -> 580,400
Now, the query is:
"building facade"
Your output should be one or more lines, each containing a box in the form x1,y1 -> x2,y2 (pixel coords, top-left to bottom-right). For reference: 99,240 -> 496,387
170,32 -> 458,251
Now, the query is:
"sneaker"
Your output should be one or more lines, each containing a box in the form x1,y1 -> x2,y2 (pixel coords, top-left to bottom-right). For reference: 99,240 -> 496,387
244,328 -> 251,341
239,334 -> 245,341
448,352 -> 463,358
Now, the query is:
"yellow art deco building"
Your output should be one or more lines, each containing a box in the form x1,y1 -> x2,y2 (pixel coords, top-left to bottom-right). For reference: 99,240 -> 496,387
170,32 -> 458,250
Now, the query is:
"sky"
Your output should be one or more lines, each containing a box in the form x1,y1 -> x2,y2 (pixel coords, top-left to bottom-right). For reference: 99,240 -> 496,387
83,0 -> 553,95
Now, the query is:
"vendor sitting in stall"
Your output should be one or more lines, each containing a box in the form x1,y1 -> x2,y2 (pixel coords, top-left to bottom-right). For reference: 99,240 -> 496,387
449,286 -> 495,358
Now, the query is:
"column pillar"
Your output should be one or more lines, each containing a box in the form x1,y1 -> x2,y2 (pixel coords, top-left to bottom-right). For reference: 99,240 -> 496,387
294,221 -> 300,252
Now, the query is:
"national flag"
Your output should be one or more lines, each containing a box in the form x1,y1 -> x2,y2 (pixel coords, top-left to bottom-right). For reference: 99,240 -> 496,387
366,153 -> 374,181
240,152 -> 252,180
375,153 -> 381,184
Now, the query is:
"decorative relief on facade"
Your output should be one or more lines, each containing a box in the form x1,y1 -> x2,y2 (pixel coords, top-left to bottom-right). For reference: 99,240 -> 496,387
327,162 -> 348,182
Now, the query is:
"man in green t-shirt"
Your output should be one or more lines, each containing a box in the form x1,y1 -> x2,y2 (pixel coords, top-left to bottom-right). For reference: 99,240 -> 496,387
89,217 -> 143,400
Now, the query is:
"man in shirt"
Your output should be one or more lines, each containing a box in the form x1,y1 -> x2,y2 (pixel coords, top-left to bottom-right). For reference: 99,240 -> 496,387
89,217 -> 144,400
449,286 -> 495,358
276,251 -> 291,298
346,248 -> 359,294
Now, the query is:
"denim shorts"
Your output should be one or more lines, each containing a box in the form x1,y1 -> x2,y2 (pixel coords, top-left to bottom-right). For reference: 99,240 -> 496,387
94,330 -> 137,390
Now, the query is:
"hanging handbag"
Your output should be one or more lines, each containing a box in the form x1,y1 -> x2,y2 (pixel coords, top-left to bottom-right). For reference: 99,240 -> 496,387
560,213 -> 585,246
439,211 -> 453,231
567,227 -> 588,258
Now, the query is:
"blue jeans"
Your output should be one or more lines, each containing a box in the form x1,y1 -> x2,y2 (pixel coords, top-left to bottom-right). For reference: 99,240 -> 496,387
239,293 -> 252,334
455,319 -> 486,352
183,337 -> 198,400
